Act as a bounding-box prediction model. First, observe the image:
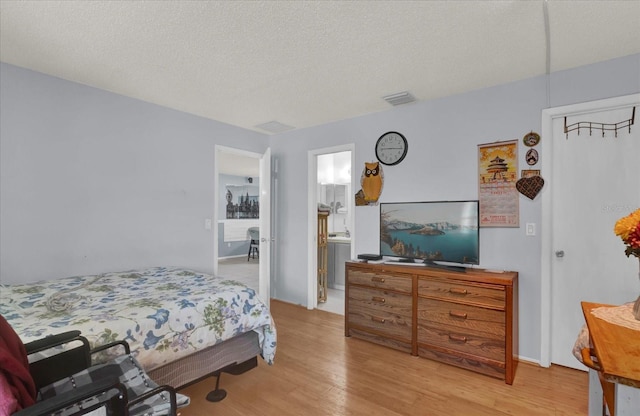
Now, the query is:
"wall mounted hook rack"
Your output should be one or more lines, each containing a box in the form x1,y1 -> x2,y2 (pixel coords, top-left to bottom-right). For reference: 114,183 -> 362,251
564,106 -> 635,139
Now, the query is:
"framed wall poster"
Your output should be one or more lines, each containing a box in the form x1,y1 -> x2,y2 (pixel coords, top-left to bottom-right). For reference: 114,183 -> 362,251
225,184 -> 259,219
478,140 -> 519,227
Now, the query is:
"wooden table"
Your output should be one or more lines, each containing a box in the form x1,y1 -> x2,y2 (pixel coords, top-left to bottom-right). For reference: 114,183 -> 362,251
580,301 -> 640,415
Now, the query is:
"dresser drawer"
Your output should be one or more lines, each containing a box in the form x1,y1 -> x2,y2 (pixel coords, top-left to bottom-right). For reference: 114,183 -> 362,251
417,322 -> 505,362
417,298 -> 505,338
348,302 -> 412,340
418,277 -> 505,309
418,345 -> 506,380
348,286 -> 412,318
348,268 -> 412,293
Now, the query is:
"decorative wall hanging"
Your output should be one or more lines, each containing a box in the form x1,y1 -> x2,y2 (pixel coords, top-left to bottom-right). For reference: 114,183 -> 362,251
225,185 -> 259,219
358,161 -> 384,205
516,175 -> 545,200
564,106 -> 635,139
522,131 -> 540,147
521,169 -> 540,178
526,148 -> 539,166
478,140 -> 519,227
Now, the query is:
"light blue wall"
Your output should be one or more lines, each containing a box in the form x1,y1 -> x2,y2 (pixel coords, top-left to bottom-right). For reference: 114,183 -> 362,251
0,63 -> 268,283
1,54 -> 638,363
269,53 -> 640,363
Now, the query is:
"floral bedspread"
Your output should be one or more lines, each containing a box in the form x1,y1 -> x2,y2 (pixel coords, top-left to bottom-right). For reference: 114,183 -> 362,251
0,267 -> 276,370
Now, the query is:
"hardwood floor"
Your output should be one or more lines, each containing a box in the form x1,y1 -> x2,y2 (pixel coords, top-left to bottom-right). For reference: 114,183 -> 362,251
179,300 -> 589,415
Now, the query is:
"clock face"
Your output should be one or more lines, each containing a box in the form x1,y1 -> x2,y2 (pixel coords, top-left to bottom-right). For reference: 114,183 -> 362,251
375,131 -> 408,166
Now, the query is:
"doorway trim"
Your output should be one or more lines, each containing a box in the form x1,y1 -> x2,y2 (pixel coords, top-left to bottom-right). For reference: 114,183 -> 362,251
539,93 -> 639,367
307,144 -> 356,310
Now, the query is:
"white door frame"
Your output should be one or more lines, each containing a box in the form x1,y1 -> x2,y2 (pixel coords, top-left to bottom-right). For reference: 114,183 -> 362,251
539,93 -> 640,367
307,144 -> 355,310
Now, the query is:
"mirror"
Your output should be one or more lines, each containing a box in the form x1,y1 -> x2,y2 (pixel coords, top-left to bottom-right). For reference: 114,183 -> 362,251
333,184 -> 347,214
319,184 -> 350,233
321,184 -> 347,215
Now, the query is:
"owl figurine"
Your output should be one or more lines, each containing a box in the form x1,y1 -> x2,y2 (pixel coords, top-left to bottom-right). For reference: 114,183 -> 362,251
360,161 -> 384,204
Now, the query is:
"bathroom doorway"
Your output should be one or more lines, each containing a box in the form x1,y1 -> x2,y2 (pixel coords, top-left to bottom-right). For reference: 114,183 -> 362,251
307,145 -> 354,314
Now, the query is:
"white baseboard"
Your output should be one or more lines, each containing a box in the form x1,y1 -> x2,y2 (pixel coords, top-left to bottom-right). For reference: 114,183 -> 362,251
218,254 -> 249,260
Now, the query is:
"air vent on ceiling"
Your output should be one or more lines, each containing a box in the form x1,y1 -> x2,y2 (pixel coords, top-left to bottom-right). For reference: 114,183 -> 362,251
382,91 -> 416,106
255,121 -> 295,134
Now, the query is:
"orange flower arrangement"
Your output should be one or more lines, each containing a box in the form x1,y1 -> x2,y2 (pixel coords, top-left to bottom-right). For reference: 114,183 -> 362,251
614,208 -> 640,259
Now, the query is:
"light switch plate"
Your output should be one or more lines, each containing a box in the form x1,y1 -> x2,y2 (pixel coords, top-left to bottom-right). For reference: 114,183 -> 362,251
526,223 -> 535,236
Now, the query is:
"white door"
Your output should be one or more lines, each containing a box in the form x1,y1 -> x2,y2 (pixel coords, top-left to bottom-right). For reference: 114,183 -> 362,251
547,101 -> 639,369
259,147 -> 271,307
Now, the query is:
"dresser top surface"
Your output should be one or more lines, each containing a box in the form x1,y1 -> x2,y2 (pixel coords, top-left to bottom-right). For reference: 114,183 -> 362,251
347,261 -> 517,286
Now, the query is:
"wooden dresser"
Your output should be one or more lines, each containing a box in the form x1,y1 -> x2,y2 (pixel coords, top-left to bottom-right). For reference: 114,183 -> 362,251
345,261 -> 518,384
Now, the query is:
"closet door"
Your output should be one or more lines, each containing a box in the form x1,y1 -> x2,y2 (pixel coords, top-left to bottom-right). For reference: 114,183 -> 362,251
547,101 -> 639,370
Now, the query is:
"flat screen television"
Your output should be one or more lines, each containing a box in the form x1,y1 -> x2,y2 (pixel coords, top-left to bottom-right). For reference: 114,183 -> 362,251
380,200 -> 480,268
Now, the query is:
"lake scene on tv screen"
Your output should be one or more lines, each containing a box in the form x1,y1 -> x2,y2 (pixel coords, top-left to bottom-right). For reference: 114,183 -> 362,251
380,201 -> 479,264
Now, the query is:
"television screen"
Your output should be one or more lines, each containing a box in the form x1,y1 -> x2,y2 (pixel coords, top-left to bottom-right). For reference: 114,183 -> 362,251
380,200 -> 479,265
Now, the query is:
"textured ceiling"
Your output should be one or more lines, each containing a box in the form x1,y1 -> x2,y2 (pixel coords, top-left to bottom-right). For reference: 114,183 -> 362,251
1,1 -> 639,134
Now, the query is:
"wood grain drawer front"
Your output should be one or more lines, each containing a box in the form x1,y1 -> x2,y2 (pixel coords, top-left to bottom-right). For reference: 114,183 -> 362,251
348,269 -> 412,293
418,346 -> 506,380
348,301 -> 412,341
418,278 -> 505,309
417,299 -> 505,338
348,286 -> 412,318
417,323 -> 505,362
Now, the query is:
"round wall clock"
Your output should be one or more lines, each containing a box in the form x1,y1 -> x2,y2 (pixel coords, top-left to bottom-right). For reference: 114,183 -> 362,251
375,131 -> 408,166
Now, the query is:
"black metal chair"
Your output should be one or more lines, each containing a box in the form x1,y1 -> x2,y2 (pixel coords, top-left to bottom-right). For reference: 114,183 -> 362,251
1,315 -> 187,416
247,227 -> 259,261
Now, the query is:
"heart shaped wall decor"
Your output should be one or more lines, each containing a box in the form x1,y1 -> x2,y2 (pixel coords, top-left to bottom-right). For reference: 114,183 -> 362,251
516,176 -> 545,200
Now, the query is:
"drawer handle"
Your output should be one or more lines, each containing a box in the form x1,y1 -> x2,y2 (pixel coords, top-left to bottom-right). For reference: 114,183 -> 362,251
448,334 -> 468,343
371,316 -> 386,324
449,287 -> 468,295
449,311 -> 468,319
372,296 -> 386,303
371,276 -> 386,283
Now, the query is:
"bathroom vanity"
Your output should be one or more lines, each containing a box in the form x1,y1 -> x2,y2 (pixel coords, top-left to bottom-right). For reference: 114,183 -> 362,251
327,237 -> 350,290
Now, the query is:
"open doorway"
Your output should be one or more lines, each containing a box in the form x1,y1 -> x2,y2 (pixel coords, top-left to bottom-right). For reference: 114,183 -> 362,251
214,146 -> 261,292
307,145 -> 355,314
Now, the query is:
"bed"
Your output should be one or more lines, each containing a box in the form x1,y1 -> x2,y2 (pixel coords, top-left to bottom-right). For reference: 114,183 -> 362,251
0,266 -> 276,389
